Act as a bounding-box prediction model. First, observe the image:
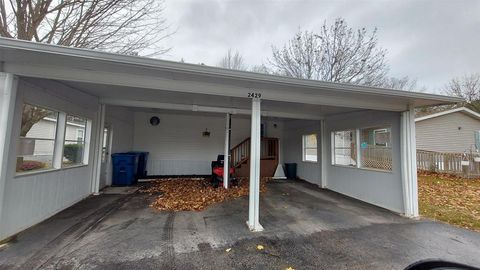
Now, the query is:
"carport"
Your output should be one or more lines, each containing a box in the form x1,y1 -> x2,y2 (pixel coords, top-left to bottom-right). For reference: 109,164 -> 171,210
0,38 -> 461,240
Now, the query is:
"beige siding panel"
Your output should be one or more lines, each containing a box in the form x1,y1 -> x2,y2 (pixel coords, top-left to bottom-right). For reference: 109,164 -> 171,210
416,112 -> 480,153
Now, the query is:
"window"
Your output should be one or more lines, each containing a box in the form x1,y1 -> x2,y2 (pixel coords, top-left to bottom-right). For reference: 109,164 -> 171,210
63,115 -> 87,167
16,104 -> 58,173
302,134 -> 317,162
332,130 -> 357,166
360,127 -> 392,171
76,129 -> 85,142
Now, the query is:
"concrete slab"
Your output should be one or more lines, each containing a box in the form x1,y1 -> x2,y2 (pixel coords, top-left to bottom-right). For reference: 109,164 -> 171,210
0,180 -> 479,270
101,186 -> 139,195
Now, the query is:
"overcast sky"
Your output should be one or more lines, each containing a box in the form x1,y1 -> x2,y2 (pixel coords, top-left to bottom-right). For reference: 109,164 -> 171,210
160,0 -> 480,93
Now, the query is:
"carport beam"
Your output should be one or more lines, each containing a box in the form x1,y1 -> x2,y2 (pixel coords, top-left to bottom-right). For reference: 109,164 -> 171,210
247,98 -> 264,232
223,113 -> 231,189
0,73 -> 18,235
92,103 -> 106,195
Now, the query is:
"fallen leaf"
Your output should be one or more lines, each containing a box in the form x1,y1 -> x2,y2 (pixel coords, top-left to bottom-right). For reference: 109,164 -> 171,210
256,245 -> 264,250
286,267 -> 295,270
139,177 -> 269,211
225,248 -> 232,252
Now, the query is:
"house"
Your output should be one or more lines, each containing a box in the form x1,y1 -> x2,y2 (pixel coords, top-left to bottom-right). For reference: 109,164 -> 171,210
17,115 -> 87,171
416,107 -> 480,153
0,38 -> 461,241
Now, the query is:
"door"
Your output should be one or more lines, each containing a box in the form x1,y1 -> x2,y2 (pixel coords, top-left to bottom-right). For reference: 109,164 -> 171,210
100,125 -> 112,188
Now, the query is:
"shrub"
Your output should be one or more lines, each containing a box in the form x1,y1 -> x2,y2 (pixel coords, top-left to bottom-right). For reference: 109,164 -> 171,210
64,144 -> 84,163
20,160 -> 46,171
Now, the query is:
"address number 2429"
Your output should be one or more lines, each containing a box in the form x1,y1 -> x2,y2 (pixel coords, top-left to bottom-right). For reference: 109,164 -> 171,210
248,93 -> 262,98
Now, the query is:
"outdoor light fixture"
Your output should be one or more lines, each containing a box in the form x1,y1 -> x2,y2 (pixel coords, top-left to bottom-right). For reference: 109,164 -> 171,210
149,116 -> 160,126
202,129 -> 211,137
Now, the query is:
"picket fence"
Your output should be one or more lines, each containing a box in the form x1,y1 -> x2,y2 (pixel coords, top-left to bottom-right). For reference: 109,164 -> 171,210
417,149 -> 480,177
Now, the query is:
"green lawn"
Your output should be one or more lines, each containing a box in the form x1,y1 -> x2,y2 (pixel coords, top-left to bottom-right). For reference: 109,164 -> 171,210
418,172 -> 480,232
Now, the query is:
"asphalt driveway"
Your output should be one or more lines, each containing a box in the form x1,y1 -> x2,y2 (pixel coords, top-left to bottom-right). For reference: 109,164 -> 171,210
1,180 -> 479,270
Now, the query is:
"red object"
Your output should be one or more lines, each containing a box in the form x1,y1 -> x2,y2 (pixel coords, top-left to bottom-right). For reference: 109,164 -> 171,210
212,166 -> 234,177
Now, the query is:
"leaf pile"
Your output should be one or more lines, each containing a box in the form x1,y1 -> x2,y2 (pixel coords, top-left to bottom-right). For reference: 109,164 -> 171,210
418,172 -> 480,231
140,178 -> 268,211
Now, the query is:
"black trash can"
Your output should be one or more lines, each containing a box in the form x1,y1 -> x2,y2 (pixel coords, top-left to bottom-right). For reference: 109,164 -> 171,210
285,163 -> 297,179
127,151 -> 149,179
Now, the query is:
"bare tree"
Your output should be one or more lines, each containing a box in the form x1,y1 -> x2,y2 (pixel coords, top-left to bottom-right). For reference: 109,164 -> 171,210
250,63 -> 270,74
20,104 -> 50,137
443,73 -> 480,112
380,76 -> 422,91
218,49 -> 247,70
269,18 -> 388,86
0,0 -> 170,56
2,0 -> 171,138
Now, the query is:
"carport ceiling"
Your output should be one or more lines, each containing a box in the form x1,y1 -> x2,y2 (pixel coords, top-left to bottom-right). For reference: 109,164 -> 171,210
26,77 -> 360,119
64,80 -> 359,117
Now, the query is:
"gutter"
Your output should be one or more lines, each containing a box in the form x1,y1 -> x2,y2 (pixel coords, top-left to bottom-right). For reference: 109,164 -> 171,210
0,38 -> 462,104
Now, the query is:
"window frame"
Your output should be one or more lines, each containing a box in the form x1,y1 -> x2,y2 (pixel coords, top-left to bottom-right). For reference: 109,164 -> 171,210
76,129 -> 85,142
359,125 -> 393,172
15,102 -> 93,176
331,129 -> 358,167
331,125 -> 393,173
62,115 -> 89,168
302,134 -> 318,163
16,103 -> 59,174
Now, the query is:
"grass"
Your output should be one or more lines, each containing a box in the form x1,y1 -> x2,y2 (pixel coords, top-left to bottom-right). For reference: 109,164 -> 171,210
418,171 -> 480,232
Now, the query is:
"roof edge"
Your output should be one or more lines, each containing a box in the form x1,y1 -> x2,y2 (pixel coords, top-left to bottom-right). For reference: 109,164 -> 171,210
415,107 -> 480,122
0,37 -> 463,104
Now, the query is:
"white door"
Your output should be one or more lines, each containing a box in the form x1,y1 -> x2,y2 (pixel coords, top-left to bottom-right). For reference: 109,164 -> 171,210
100,125 -> 112,188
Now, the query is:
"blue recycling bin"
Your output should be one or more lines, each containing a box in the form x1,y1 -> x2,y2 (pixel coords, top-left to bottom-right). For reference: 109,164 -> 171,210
111,153 -> 138,186
127,151 -> 149,179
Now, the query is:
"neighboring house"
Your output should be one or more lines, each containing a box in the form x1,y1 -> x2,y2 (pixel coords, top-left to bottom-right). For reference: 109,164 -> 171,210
415,107 -> 480,153
21,117 -> 86,158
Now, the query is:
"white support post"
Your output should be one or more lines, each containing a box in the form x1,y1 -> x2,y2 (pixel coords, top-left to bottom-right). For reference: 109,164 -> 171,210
223,113 -> 231,189
355,129 -> 361,168
92,103 -> 105,195
0,73 -> 18,233
320,119 -> 328,188
52,112 -> 67,169
401,105 -> 419,217
247,98 -> 264,232
83,120 -> 93,165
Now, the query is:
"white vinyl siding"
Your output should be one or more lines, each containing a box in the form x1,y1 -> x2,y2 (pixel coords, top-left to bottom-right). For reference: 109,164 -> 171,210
1,78 -> 99,240
416,112 -> 480,153
133,112 -> 252,175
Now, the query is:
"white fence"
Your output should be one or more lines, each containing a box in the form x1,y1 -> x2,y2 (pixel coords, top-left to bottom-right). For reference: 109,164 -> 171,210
417,149 -> 480,177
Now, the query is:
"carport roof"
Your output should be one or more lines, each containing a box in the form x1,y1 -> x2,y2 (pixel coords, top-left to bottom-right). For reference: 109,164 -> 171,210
0,38 -> 462,112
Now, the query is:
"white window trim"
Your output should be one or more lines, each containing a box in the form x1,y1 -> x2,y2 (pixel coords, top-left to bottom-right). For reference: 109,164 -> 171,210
331,129 -> 357,167
359,126 -> 393,171
76,129 -> 85,141
302,134 -> 318,163
62,115 -> 89,168
331,126 -> 393,172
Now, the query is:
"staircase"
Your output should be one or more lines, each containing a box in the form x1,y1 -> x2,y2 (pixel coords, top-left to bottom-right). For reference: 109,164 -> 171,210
230,137 -> 279,177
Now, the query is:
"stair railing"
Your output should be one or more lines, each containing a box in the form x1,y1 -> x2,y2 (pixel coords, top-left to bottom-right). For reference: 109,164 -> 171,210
230,137 -> 279,168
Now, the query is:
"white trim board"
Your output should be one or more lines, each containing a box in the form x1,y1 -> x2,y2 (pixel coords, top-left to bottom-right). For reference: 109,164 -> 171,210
415,107 -> 480,122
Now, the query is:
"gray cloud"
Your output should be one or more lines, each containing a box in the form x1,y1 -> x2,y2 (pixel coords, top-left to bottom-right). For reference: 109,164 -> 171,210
160,0 -> 480,93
